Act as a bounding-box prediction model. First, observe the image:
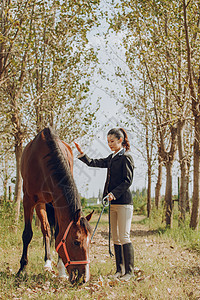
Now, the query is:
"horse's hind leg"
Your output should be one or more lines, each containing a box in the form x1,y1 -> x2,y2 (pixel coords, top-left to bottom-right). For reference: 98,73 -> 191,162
17,195 -> 34,275
35,202 -> 52,271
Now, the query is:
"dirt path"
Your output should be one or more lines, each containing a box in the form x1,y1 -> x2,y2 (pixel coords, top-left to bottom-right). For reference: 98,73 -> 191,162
88,214 -> 200,299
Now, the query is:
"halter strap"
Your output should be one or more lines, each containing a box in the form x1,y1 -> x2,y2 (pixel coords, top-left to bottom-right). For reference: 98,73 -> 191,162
56,220 -> 90,268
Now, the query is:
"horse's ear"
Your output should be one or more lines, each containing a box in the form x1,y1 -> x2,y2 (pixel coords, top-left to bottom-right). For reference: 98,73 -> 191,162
74,209 -> 81,224
86,210 -> 94,222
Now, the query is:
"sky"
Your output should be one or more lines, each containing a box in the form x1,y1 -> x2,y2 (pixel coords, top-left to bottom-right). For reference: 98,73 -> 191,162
71,8 -> 182,199
71,11 -> 147,198
71,26 -> 152,198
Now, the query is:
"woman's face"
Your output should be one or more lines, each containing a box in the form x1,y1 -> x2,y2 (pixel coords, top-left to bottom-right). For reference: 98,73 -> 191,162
107,134 -> 123,153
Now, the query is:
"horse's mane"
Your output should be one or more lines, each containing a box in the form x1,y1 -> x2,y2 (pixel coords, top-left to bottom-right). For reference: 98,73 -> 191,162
43,127 -> 81,216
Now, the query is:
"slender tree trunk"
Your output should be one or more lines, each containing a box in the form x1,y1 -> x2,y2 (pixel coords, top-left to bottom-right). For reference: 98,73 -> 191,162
144,107 -> 152,218
190,117 -> 200,229
186,161 -> 190,212
147,167 -> 151,217
14,141 -> 23,223
177,120 -> 187,223
179,163 -> 187,222
9,186 -> 12,201
10,99 -> 24,224
165,161 -> 173,228
183,0 -> 200,229
3,159 -> 8,201
159,126 -> 177,227
155,155 -> 162,209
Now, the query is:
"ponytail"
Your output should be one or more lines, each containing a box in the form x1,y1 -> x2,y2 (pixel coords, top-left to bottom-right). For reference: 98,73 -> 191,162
107,128 -> 130,152
119,128 -> 130,152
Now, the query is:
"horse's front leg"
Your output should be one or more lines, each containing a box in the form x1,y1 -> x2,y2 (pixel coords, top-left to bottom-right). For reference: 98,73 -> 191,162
57,256 -> 67,278
55,222 -> 67,278
17,196 -> 34,275
35,202 -> 52,271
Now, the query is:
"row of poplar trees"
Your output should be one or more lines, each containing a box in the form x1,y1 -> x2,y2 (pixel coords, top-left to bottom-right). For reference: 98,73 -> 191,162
107,0 -> 200,229
1,0 -> 200,230
0,0 -> 100,222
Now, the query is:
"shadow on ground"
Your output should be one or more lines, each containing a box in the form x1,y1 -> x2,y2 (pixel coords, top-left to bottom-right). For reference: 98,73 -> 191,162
130,229 -> 158,237
99,229 -> 159,239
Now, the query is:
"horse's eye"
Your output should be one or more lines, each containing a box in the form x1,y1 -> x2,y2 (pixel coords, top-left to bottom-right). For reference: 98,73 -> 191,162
74,240 -> 80,246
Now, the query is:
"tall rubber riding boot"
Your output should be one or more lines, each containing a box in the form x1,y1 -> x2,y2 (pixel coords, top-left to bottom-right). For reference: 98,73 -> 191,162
113,244 -> 123,278
121,243 -> 134,281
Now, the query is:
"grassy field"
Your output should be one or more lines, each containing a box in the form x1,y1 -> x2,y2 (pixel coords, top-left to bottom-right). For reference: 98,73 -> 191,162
0,204 -> 200,299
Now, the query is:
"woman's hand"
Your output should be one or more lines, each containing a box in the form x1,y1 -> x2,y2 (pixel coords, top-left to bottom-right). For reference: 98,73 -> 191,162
107,193 -> 115,201
74,142 -> 84,154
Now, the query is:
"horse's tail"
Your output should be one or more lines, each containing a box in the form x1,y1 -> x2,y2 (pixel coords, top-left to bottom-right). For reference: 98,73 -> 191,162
46,202 -> 55,244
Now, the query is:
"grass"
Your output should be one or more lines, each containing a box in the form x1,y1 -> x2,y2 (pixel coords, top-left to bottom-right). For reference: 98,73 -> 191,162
140,204 -> 200,253
0,203 -> 200,299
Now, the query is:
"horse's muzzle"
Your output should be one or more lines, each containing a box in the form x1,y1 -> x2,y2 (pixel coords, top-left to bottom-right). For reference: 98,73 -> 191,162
69,267 -> 89,284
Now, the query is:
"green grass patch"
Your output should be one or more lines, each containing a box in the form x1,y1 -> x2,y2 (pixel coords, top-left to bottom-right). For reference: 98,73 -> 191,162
134,205 -> 200,253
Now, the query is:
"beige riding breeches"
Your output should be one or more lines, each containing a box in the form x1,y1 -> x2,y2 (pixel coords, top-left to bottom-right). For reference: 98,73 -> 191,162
110,204 -> 133,245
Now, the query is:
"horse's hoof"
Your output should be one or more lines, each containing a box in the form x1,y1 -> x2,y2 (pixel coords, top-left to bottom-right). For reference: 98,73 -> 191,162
15,269 -> 27,279
16,268 -> 24,277
57,258 -> 67,277
44,259 -> 52,271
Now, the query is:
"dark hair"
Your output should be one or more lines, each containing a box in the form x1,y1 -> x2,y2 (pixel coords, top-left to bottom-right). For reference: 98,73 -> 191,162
107,128 -> 130,151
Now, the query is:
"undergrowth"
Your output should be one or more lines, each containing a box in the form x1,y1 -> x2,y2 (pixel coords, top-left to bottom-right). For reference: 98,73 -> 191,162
139,203 -> 200,253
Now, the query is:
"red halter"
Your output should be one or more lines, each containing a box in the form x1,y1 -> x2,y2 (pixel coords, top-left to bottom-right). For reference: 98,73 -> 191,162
56,220 -> 90,268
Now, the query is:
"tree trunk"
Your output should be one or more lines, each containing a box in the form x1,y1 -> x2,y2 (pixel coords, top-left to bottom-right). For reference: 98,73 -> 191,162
190,117 -> 200,229
179,162 -> 187,223
147,167 -> 151,217
3,162 -> 8,201
9,186 -> 12,201
165,161 -> 173,228
155,155 -> 162,209
159,126 -> 177,227
183,0 -> 200,229
186,161 -> 190,212
177,120 -> 187,223
14,142 -> 23,223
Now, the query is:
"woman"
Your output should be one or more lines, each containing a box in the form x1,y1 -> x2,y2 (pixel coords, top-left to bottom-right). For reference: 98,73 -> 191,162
74,128 -> 134,281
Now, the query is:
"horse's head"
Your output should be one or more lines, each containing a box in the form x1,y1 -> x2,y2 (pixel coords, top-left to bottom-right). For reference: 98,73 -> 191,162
57,209 -> 93,284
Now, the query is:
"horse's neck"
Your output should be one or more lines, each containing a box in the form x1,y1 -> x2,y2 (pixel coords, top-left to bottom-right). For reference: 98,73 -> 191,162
53,198 -> 72,233
56,207 -> 71,222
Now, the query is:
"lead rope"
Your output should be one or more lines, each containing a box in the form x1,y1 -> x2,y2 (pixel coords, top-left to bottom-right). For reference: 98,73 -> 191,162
91,198 -> 107,241
91,196 -> 113,257
108,200 -> 114,257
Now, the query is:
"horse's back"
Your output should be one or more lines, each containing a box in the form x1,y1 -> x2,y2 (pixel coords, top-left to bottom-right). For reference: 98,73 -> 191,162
21,128 -> 73,197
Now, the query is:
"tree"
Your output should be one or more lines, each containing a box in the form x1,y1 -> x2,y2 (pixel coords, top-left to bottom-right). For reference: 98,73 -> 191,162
0,0 -> 34,221
183,0 -> 200,229
108,0 -> 198,227
0,0 -> 100,222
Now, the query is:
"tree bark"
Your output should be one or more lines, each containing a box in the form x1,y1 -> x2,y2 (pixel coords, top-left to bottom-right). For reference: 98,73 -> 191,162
147,167 -> 151,217
3,159 -> 8,201
14,142 -> 23,223
190,117 -> 200,229
159,126 -> 177,228
145,120 -> 152,217
177,120 -> 187,223
165,161 -> 173,227
183,0 -> 200,229
155,155 -> 162,209
9,186 -> 12,201
186,160 -> 190,212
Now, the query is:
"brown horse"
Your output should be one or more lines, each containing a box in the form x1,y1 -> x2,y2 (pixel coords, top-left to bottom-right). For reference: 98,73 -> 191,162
17,127 -> 93,283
